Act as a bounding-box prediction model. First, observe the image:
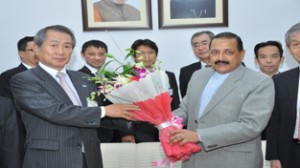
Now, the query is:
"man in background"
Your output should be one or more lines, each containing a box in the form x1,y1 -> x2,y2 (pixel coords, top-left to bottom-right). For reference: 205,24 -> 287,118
0,36 -> 38,165
266,22 -> 300,168
120,39 -> 180,143
254,41 -> 284,77
94,0 -> 140,22
254,40 -> 284,168
0,36 -> 38,99
179,31 -> 214,98
79,40 -> 118,142
0,96 -> 21,168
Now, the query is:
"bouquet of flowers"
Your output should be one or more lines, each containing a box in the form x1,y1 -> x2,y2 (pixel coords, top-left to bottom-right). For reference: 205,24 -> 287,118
90,49 -> 201,165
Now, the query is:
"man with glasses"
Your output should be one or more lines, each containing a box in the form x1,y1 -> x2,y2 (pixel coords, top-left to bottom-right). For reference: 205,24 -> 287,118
179,31 -> 214,98
0,36 -> 39,165
0,36 -> 39,99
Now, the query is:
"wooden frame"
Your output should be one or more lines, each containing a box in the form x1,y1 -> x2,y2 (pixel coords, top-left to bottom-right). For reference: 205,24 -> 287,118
158,0 -> 228,29
81,0 -> 152,31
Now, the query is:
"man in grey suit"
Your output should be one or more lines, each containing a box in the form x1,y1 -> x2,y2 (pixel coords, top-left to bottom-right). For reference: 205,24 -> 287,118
10,25 -> 138,168
169,32 -> 275,168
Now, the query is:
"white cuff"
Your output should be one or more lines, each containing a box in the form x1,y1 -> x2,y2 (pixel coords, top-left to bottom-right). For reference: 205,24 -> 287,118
100,106 -> 106,118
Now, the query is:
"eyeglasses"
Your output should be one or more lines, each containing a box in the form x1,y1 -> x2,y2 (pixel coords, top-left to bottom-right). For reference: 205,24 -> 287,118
24,49 -> 34,52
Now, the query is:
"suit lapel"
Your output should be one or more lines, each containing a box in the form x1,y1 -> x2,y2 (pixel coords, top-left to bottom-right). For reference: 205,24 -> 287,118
80,66 -> 94,76
286,68 -> 299,114
67,71 -> 89,107
18,63 -> 28,72
33,66 -> 73,105
193,69 -> 214,117
201,65 -> 245,117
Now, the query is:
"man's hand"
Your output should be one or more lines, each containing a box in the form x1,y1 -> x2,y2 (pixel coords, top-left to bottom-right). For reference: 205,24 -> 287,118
121,135 -> 135,143
270,160 -> 282,168
105,104 -> 139,120
168,129 -> 199,145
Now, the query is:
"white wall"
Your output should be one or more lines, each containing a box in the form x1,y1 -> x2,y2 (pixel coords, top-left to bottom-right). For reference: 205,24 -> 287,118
1,0 -> 300,79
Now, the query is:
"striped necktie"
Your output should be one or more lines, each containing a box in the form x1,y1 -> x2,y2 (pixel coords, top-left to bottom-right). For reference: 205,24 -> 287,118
56,72 -> 81,106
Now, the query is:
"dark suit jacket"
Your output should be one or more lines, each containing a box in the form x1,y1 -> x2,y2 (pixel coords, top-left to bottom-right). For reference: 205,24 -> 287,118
0,96 -> 21,168
179,62 -> 202,98
120,70 -> 180,143
266,67 -> 299,167
10,66 -> 108,168
0,63 -> 27,164
78,66 -> 117,142
0,64 -> 27,99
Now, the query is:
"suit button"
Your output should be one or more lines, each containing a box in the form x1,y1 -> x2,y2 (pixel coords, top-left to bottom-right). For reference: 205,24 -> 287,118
194,120 -> 198,124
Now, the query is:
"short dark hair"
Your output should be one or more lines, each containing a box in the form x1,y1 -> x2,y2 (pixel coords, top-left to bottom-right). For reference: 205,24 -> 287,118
254,41 -> 283,59
81,40 -> 108,53
191,31 -> 214,45
210,32 -> 244,51
131,39 -> 158,57
34,25 -> 76,49
17,36 -> 34,51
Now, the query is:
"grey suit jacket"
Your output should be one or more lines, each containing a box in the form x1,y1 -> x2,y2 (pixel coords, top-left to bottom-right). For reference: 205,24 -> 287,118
10,66 -> 104,168
173,65 -> 274,168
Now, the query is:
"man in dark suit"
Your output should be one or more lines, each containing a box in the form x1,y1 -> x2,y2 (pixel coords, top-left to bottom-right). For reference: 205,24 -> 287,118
179,31 -> 214,98
0,36 -> 38,99
120,39 -> 180,143
78,40 -> 118,142
0,96 -> 21,168
10,25 -> 139,168
0,36 -> 38,165
266,22 -> 300,168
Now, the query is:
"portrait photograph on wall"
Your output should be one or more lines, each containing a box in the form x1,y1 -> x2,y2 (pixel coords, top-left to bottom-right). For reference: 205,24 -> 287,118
81,0 -> 152,31
158,0 -> 228,29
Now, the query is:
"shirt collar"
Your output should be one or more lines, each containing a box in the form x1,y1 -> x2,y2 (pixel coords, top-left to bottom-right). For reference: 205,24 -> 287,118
84,64 -> 98,74
22,62 -> 34,69
39,62 -> 67,79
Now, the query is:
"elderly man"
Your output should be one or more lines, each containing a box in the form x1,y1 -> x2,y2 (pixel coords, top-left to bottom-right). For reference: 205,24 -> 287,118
10,25 -> 138,168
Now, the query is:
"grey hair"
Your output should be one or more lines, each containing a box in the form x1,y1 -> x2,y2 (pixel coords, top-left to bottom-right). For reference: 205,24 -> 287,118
285,22 -> 300,46
34,25 -> 76,48
191,31 -> 214,45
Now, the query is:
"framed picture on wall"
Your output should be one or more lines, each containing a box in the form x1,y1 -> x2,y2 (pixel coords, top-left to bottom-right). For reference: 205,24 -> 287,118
81,0 -> 152,31
158,0 -> 228,29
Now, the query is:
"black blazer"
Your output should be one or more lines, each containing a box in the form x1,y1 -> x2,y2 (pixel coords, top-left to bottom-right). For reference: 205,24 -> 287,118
120,70 -> 180,143
0,96 -> 21,168
266,67 -> 299,167
179,62 -> 202,98
78,66 -> 117,142
0,64 -> 27,99
0,63 -> 28,164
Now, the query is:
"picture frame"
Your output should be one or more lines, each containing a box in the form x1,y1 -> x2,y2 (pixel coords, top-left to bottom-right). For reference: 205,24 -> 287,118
158,0 -> 228,29
81,0 -> 152,31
